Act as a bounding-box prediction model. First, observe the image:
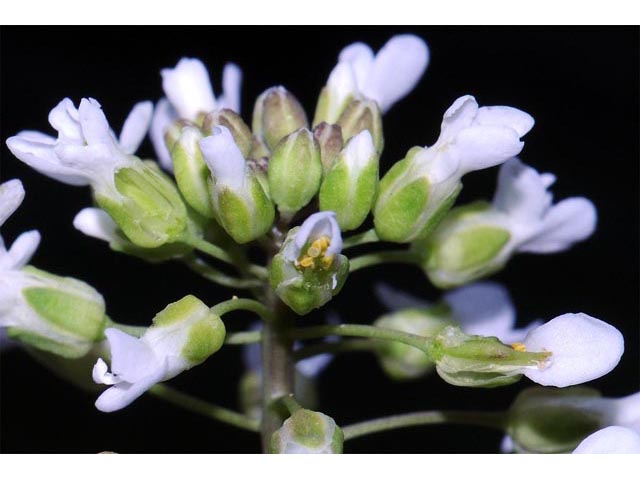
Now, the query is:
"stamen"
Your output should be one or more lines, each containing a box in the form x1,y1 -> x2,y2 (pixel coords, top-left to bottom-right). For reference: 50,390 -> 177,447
511,342 -> 527,352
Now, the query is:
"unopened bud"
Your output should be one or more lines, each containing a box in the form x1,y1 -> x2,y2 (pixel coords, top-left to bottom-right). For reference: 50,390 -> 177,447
253,86 -> 308,150
313,122 -> 344,173
270,409 -> 344,454
268,128 -> 322,217
202,108 -> 253,159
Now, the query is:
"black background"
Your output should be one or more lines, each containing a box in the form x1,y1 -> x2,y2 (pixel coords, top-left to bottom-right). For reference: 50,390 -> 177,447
0,26 -> 638,453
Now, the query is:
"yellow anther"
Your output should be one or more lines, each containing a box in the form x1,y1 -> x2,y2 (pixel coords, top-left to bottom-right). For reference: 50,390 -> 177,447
298,256 -> 314,268
322,255 -> 334,268
307,246 -> 321,258
312,236 -> 330,252
511,342 -> 527,352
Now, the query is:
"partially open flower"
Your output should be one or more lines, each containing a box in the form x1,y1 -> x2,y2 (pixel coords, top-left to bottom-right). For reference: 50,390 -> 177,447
270,409 -> 343,454
270,212 -> 349,315
93,295 -> 225,412
374,96 -> 534,243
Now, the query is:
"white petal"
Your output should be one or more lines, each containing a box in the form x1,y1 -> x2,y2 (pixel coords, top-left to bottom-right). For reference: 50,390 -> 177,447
119,101 -> 153,154
218,62 -> 243,113
450,125 -> 525,174
610,392 -> 640,430
161,58 -> 217,120
325,62 -> 359,122
6,134 -> 90,186
500,435 -> 515,453
361,34 -> 429,113
517,197 -> 597,254
573,426 -> 640,454
501,320 -> 544,345
78,98 -> 116,146
1,230 -> 41,270
198,126 -> 246,190
92,358 -> 120,385
444,282 -> 516,341
0,179 -> 25,227
295,211 -> 342,257
95,367 -> 165,413
15,130 -> 56,145
48,98 -> 83,143
150,98 -> 177,171
375,283 -> 431,311
338,41 -> 374,88
342,130 -> 375,170
474,106 -> 535,138
492,158 -> 553,224
73,208 -> 119,243
523,313 -> 624,387
105,328 -> 160,384
440,95 -> 479,140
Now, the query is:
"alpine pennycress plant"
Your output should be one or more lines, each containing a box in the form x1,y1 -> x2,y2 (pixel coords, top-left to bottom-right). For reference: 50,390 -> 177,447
2,34 -> 635,454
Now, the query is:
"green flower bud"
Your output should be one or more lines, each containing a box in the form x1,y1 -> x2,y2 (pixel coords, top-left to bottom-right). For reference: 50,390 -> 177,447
270,213 -> 348,315
415,202 -> 512,288
373,146 -> 461,243
199,126 -> 275,243
374,306 -> 452,380
268,128 -> 322,217
202,108 -> 253,159
313,122 -> 344,173
253,86 -> 308,150
507,387 -> 604,453
270,409 -> 344,454
336,99 -> 384,153
164,119 -> 197,161
430,326 -> 548,388
2,266 -> 106,358
171,126 -> 215,218
95,160 -> 189,248
249,135 -> 271,161
319,130 -> 379,231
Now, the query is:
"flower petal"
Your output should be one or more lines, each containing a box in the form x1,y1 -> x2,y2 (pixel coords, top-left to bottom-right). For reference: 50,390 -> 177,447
523,313 -> 624,387
0,179 -> 25,227
440,95 -> 479,140
297,353 -> 333,378
517,197 -> 597,254
0,230 -> 41,270
78,98 -> 116,147
573,426 -> 640,454
295,211 -> 342,257
94,367 -> 165,413
48,98 -> 83,143
119,101 -> 153,154
450,125 -> 525,174
104,328 -> 160,384
73,208 -> 119,243
199,126 -> 246,190
6,134 -> 90,186
362,34 -> 430,113
218,62 -> 243,113
92,358 -> 120,385
475,106 -> 535,138
150,98 -> 177,171
338,41 -> 374,88
444,282 -> 516,341
161,58 -> 217,120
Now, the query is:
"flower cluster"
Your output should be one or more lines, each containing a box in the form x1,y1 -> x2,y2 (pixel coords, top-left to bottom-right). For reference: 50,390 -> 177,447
2,33 -> 632,454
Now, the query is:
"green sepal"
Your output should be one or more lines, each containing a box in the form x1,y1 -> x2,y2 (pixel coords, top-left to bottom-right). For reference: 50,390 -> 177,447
202,109 -> 253,159
253,87 -> 308,150
6,327 -> 91,358
336,99 -> 384,153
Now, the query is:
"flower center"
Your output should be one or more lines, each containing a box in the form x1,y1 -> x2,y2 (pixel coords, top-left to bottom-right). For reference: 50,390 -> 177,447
296,236 -> 334,270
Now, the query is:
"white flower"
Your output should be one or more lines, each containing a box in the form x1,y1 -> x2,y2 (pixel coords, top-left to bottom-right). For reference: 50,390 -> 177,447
573,426 -> 640,454
6,98 -> 152,196
73,207 -> 120,245
520,313 -> 624,387
492,158 -> 597,254
93,295 -> 225,412
151,59 -> 242,170
325,34 -> 429,119
417,95 -> 535,183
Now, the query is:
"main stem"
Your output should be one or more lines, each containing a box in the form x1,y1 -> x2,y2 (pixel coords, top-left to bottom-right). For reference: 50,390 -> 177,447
260,253 -> 294,452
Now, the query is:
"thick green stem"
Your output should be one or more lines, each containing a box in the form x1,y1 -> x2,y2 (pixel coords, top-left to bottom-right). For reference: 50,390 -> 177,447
349,250 -> 420,272
290,324 -> 431,352
342,410 -> 506,441
149,384 -> 260,432
183,255 -> 262,289
342,228 -> 379,250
